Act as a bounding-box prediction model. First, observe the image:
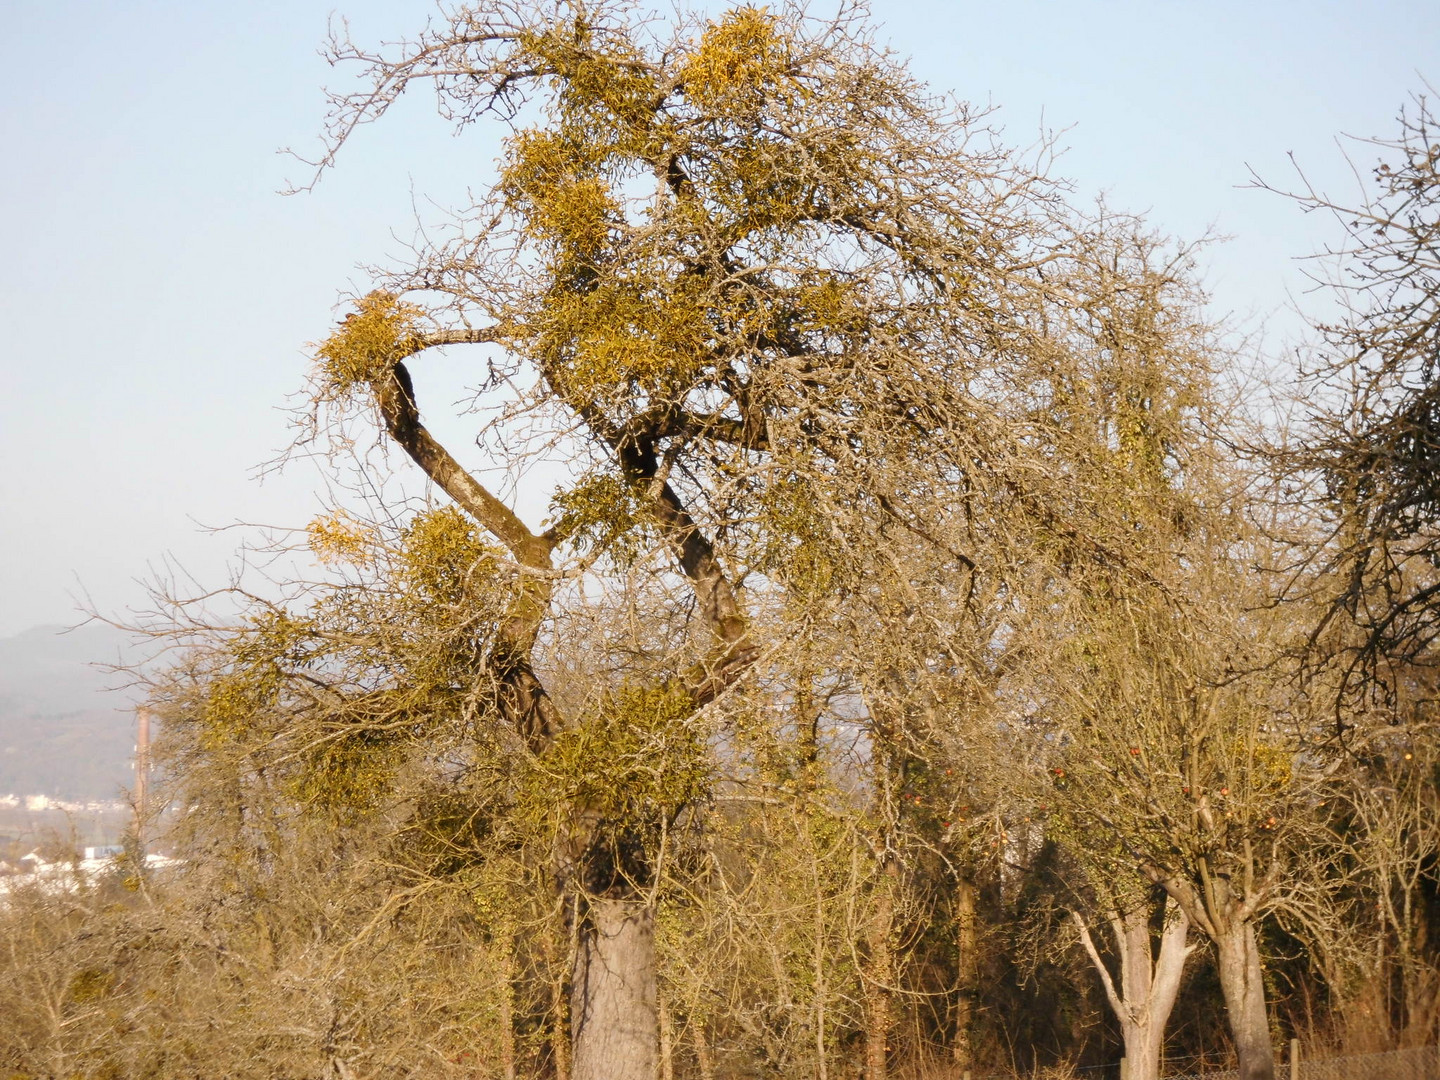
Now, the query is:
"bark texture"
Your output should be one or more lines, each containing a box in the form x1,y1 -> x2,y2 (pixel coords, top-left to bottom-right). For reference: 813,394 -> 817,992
1215,921 -> 1274,1080
1149,862 -> 1277,1080
953,877 -> 978,1073
864,861 -> 897,1080
571,899 -> 659,1080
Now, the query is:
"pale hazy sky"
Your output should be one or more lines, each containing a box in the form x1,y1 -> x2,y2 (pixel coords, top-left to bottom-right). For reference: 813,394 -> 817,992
2,0 -> 1437,636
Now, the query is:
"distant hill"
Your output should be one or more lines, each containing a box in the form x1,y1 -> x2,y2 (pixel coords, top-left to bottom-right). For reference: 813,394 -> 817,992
0,625 -> 143,800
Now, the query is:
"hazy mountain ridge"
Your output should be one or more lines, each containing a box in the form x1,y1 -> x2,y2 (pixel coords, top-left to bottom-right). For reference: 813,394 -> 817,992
0,625 -> 142,800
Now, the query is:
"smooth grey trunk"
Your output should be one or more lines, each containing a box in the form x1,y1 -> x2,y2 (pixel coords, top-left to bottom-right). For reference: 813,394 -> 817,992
571,898 -> 659,1080
1073,895 -> 1193,1080
1214,920 -> 1274,1080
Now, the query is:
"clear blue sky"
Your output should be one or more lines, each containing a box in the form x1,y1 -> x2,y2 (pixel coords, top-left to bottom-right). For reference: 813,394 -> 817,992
2,0 -> 1436,636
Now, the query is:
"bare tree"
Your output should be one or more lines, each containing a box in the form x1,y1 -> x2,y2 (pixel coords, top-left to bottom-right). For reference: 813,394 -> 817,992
994,217 -> 1319,1080
1071,888 -> 1194,1080
25,5 -> 1319,1077
179,1 -> 1126,1074
1266,90 -> 1440,712
1331,725 -> 1440,1046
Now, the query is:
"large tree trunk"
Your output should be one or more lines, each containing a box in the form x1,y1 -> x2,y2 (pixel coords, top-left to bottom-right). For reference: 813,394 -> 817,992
1074,895 -> 1191,1080
1123,898 -> 1190,1080
1214,920 -> 1274,1080
1148,859 -> 1277,1080
1143,900 -> 1190,1080
362,304 -> 750,1080
571,898 -> 659,1080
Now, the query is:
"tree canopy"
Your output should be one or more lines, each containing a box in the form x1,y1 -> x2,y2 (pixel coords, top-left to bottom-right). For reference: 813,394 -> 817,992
2,7 -> 1438,1080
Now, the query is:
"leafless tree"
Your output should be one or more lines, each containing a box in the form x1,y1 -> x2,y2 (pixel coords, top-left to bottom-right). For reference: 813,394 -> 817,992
1266,90 -> 1440,715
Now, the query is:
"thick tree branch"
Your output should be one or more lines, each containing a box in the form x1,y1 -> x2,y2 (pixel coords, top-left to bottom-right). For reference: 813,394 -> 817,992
370,354 -> 563,748
616,406 -> 769,452
1142,864 -> 1218,940
375,348 -> 547,563
631,452 -> 756,701
1071,911 -> 1128,1023
677,409 -> 769,451
1151,898 -> 1196,1030
576,402 -> 756,701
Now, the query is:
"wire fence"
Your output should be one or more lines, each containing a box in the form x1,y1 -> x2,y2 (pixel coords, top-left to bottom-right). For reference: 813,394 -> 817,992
959,1046 -> 1439,1080
1165,1045 -> 1440,1080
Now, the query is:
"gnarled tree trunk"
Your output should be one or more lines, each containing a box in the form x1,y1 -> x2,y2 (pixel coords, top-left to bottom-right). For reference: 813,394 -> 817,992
363,339 -> 752,1080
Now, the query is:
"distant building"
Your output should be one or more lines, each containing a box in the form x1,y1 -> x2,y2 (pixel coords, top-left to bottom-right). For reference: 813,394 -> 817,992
0,849 -> 181,901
